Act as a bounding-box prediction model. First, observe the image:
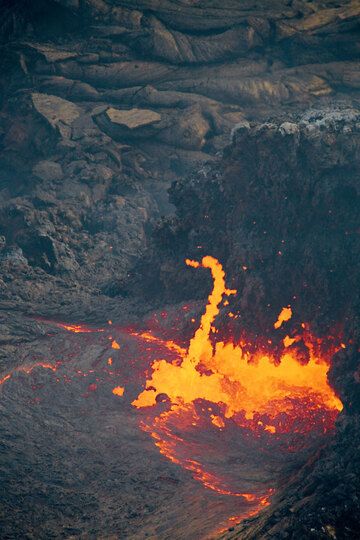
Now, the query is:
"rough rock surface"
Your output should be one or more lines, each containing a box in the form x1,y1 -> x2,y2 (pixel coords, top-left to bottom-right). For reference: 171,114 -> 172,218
0,1 -> 359,539
142,110 -> 360,329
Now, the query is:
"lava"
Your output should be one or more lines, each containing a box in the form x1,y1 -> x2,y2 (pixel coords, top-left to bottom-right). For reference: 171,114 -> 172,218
0,362 -> 58,387
140,402 -> 274,501
274,305 -> 292,329
113,386 -> 125,396
130,331 -> 186,356
132,256 -> 343,505
3,258 -> 344,528
52,321 -> 103,333
133,256 -> 342,421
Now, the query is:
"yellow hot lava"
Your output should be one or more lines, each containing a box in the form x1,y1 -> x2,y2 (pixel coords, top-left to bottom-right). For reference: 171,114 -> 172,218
132,256 -> 342,423
112,386 -> 125,397
274,305 -> 292,329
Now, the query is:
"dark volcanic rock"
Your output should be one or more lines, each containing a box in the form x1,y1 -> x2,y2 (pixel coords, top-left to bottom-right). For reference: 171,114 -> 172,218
141,109 -> 360,336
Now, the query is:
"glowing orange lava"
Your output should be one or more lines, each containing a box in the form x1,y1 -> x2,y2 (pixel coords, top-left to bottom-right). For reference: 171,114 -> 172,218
130,331 -> 186,356
140,404 -> 266,498
112,386 -> 125,397
133,257 -> 342,420
274,305 -> 292,329
0,362 -> 57,387
132,256 -> 343,503
54,322 -> 103,333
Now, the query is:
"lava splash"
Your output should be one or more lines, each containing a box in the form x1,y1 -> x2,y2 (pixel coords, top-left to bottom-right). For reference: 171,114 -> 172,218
131,256 -> 343,510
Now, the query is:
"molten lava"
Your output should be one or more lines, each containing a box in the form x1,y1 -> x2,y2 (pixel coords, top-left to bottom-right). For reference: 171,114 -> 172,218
133,256 -> 342,422
52,322 -> 103,333
132,256 -> 343,505
274,305 -> 292,329
0,362 -> 57,386
112,386 -> 125,396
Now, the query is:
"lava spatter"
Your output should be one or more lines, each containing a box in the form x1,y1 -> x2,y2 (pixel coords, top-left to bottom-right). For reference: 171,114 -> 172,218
132,256 -> 343,505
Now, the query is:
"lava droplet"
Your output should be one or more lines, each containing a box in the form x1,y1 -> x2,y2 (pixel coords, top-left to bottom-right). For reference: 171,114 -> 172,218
112,386 -> 125,397
274,305 -> 292,329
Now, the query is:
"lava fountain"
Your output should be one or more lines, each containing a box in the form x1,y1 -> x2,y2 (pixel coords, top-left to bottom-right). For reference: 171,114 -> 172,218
131,256 -> 343,514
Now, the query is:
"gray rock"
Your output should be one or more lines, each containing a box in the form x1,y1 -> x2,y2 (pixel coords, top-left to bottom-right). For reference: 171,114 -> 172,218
230,120 -> 251,142
157,105 -> 210,150
32,160 -> 63,181
31,93 -> 82,137
279,122 -> 299,136
25,43 -> 78,62
0,246 -> 28,265
106,107 -> 162,130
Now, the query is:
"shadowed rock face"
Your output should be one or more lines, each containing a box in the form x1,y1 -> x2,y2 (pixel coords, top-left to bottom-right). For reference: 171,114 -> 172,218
145,111 -> 360,329
0,1 -> 359,539
0,0 -> 359,319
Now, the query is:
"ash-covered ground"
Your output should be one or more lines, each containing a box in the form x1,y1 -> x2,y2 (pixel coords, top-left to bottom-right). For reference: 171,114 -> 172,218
0,1 -> 360,539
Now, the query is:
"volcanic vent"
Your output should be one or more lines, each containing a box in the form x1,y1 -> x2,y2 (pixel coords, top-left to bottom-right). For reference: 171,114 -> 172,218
132,255 -> 344,511
131,110 -> 360,538
0,111 -> 359,538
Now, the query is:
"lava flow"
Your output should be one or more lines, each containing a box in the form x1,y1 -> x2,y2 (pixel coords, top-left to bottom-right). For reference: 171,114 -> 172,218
0,257 -> 344,528
131,256 -> 343,510
0,362 -> 58,386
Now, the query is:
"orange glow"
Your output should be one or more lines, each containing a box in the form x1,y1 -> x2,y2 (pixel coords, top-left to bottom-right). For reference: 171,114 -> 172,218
0,374 -> 11,385
210,414 -> 225,429
140,402 -> 275,506
112,386 -> 125,397
133,257 -> 341,420
132,256 -> 343,503
0,362 -> 57,387
55,322 -> 103,333
111,340 -> 120,349
283,335 -> 296,347
20,363 -> 57,375
274,306 -> 292,329
130,331 -> 185,356
107,357 -> 113,366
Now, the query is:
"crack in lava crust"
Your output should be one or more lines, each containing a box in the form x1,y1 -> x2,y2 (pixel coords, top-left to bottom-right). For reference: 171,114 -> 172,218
132,256 -> 343,516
